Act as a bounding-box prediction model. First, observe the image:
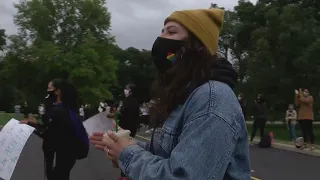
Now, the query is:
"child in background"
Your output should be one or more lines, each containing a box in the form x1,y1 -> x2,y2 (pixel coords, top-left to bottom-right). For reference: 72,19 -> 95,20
285,104 -> 297,142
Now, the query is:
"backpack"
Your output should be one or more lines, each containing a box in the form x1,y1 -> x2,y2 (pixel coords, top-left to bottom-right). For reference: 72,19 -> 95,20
68,109 -> 89,159
258,134 -> 271,148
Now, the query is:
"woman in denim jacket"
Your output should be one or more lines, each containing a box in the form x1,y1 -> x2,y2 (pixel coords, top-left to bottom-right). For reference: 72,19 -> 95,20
91,8 -> 251,180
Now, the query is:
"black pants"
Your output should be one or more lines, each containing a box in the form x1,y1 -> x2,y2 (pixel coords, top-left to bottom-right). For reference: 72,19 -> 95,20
140,115 -> 150,125
298,120 -> 315,144
250,119 -> 266,142
44,150 -> 77,180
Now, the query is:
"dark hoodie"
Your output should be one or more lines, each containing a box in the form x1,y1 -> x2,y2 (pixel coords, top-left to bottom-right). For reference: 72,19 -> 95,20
253,98 -> 268,120
211,57 -> 237,89
119,95 -> 140,137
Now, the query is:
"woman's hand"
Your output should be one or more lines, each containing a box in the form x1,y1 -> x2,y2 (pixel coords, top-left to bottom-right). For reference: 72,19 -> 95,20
28,115 -> 37,124
104,131 -> 136,162
19,120 -> 29,124
89,132 -> 105,150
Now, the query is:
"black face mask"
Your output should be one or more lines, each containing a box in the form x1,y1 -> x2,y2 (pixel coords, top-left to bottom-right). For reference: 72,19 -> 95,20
44,90 -> 57,111
151,37 -> 185,72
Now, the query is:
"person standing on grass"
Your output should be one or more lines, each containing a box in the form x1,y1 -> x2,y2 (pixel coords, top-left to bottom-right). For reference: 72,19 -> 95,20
79,105 -> 85,122
285,104 -> 297,142
14,103 -> 21,119
295,88 -> 316,150
22,101 -> 29,119
250,94 -> 268,145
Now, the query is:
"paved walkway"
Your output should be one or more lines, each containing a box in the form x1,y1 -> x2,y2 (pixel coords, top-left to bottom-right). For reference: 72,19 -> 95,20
0,133 -> 120,180
246,121 -> 320,125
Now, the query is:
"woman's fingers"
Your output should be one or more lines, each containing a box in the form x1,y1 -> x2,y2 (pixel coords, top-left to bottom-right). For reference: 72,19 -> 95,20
90,140 -> 105,148
104,146 -> 116,161
92,132 -> 104,137
95,145 -> 105,151
107,130 -> 118,141
89,135 -> 103,141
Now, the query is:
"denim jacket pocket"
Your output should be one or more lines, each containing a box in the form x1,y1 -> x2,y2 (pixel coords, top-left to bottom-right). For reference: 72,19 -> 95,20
158,125 -> 180,158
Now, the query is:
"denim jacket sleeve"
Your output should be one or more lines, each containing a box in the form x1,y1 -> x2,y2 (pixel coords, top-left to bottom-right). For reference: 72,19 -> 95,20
135,140 -> 150,151
118,82 -> 246,180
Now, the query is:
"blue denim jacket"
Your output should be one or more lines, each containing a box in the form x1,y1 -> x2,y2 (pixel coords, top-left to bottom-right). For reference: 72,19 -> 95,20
118,81 -> 251,180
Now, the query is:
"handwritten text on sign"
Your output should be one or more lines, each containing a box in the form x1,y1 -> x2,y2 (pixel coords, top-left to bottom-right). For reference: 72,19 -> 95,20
0,119 -> 35,180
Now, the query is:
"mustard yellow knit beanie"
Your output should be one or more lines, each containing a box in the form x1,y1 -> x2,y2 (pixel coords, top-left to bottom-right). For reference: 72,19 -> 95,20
165,8 -> 224,55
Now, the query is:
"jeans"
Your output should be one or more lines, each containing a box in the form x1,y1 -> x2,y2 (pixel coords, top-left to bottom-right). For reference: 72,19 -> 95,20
287,120 -> 296,141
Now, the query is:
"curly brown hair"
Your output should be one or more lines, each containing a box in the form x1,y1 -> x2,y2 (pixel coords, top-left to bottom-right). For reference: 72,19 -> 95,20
150,33 -> 220,126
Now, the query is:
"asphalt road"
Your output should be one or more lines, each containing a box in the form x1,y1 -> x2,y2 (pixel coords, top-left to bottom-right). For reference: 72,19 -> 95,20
1,128 -> 320,180
1,133 -> 120,180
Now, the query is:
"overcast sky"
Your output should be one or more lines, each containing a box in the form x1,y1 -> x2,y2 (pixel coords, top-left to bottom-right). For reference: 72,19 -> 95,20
0,0 -> 256,50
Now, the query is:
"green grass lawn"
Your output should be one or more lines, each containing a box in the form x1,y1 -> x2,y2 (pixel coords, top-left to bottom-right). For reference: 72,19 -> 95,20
247,123 -> 320,145
0,112 -> 24,125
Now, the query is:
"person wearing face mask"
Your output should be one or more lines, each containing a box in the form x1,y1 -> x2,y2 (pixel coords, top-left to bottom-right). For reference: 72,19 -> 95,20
117,84 -> 140,179
21,79 -> 89,180
118,84 -> 140,137
295,88 -> 316,150
250,94 -> 268,145
90,8 -> 250,180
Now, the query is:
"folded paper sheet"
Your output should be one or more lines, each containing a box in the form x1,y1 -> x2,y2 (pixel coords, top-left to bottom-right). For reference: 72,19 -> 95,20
83,112 -> 114,135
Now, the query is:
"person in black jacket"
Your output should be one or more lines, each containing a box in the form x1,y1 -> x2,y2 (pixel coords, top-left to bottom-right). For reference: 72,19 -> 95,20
119,84 -> 140,137
21,78 -> 89,180
118,83 -> 140,179
238,93 -> 247,119
250,94 -> 268,145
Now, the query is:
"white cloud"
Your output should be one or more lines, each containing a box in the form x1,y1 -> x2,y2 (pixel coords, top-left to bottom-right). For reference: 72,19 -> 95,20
0,0 -> 257,49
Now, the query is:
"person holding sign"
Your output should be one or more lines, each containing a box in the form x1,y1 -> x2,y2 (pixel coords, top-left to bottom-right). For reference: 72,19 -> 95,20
21,79 -> 89,180
90,8 -> 250,180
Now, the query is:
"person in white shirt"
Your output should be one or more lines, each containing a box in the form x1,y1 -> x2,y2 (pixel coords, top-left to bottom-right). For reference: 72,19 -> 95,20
285,104 -> 297,142
79,105 -> 85,121
140,102 -> 150,126
14,104 -> 21,119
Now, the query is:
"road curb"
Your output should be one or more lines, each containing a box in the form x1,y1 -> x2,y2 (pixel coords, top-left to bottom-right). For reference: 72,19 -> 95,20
253,139 -> 320,157
246,121 -> 320,125
272,143 -> 320,157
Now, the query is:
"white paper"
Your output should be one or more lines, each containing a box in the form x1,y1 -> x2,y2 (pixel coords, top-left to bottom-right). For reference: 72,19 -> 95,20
0,119 -> 35,180
83,112 -> 114,135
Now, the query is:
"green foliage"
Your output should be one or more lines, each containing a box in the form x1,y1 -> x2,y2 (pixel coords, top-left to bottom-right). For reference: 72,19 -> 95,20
228,0 -> 320,114
0,0 -> 118,111
110,46 -> 155,102
1,0 -> 320,118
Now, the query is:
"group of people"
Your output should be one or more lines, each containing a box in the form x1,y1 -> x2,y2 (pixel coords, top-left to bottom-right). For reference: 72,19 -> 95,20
239,89 -> 316,151
19,8 -> 253,180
